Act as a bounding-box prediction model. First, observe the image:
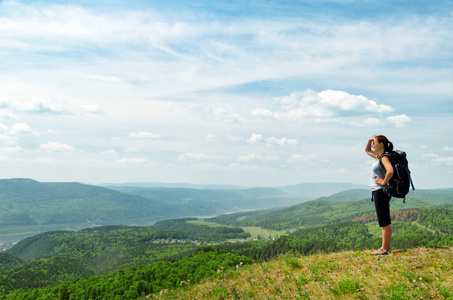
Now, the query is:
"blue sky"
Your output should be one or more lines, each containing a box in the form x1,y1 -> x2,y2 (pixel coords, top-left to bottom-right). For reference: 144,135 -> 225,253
0,0 -> 452,188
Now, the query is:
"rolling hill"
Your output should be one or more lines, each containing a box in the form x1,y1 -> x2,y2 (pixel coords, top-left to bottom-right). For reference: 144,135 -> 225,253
0,178 -> 179,228
206,188 -> 453,230
1,179 -> 369,238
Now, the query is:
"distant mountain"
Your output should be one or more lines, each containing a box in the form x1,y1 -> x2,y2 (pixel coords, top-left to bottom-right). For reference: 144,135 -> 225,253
0,178 -> 179,227
276,182 -> 369,198
97,186 -> 304,211
2,179 -> 361,237
103,182 -> 370,205
101,182 -> 247,190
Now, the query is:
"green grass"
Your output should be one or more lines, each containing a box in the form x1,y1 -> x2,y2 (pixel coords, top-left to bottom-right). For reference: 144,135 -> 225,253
186,220 -> 235,228
240,226 -> 289,240
152,247 -> 453,299
186,220 -> 290,240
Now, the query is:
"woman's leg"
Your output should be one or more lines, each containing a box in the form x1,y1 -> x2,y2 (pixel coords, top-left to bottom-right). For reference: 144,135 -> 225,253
372,189 -> 392,254
382,224 -> 392,250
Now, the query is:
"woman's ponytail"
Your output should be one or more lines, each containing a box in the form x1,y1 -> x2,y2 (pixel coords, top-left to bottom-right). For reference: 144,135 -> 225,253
387,141 -> 394,153
375,135 -> 393,153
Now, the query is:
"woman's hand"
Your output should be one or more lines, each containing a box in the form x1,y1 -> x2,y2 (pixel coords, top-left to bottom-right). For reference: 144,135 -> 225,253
375,176 -> 386,186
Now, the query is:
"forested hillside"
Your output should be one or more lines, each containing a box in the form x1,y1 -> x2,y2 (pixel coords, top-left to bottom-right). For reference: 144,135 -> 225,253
0,179 -> 177,229
207,189 -> 453,230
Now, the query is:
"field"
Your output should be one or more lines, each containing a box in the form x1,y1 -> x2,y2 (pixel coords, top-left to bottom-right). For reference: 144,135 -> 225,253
187,220 -> 290,240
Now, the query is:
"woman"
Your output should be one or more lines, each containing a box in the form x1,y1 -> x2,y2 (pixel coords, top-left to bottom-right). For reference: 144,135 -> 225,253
365,135 -> 394,255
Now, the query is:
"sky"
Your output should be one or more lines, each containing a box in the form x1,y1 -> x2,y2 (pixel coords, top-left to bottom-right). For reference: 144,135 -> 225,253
0,0 -> 452,189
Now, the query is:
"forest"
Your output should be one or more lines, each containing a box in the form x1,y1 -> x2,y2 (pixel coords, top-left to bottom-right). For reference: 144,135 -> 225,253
1,186 -> 453,299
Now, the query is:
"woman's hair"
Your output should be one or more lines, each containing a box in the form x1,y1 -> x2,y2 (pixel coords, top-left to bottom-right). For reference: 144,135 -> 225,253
375,135 -> 394,152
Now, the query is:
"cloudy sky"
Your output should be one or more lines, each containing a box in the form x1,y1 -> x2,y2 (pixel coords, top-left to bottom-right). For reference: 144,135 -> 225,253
1,0 -> 452,189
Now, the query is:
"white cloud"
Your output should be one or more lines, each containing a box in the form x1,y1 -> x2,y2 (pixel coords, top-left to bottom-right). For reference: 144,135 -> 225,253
251,108 -> 273,118
238,153 -> 261,161
9,123 -> 35,135
4,98 -> 104,116
287,154 -> 329,164
0,123 -> 8,132
238,153 -> 279,161
0,109 -> 16,119
266,137 -> 299,146
422,153 -> 439,160
433,157 -> 453,166
101,149 -> 117,155
352,117 -> 382,127
247,133 -> 298,146
264,90 -> 394,121
40,141 -> 76,152
81,104 -> 104,114
423,152 -> 453,166
288,154 -> 315,163
0,134 -> 16,143
251,90 -> 412,129
129,132 -> 162,139
0,146 -> 24,153
115,158 -> 150,164
318,90 -> 393,113
178,153 -> 216,161
13,99 -> 71,115
206,134 -> 216,141
386,114 -> 411,127
247,133 -> 264,144
442,147 -> 453,151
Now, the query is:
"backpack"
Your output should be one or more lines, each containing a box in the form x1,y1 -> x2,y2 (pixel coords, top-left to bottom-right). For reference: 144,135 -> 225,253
379,150 -> 415,202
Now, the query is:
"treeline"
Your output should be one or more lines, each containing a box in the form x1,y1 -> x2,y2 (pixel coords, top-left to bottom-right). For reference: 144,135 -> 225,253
0,248 -> 254,300
0,255 -> 94,294
0,253 -> 23,270
207,191 -> 442,231
219,221 -> 453,261
3,222 -> 251,278
5,226 -> 202,274
151,218 -> 251,241
218,222 -> 376,260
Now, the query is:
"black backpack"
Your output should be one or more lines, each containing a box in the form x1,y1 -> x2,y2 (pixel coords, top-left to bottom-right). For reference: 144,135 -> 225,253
379,150 -> 415,202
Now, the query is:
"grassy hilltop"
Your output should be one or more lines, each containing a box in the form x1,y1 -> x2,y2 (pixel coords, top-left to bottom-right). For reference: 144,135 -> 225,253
154,247 -> 453,300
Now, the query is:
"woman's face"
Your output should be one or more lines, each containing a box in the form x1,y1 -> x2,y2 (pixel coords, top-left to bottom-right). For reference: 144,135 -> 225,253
372,137 -> 383,152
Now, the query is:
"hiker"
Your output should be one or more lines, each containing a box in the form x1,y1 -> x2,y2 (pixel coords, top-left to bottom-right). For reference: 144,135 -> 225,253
365,135 -> 394,255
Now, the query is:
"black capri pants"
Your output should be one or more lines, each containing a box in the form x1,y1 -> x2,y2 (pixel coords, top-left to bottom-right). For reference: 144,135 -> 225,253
372,188 -> 392,227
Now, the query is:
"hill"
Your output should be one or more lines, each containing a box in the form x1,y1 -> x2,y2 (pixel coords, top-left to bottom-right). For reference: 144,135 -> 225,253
276,182 -> 369,198
207,188 -> 453,230
157,247 -> 453,299
1,178 -> 373,241
2,246 -> 452,299
0,178 -> 180,229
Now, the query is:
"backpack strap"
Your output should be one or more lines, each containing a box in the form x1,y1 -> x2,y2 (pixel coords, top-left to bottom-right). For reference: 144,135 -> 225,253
378,152 -> 391,174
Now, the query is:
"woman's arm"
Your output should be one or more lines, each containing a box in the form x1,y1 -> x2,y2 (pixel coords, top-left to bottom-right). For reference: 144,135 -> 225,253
365,138 -> 378,158
375,156 -> 394,186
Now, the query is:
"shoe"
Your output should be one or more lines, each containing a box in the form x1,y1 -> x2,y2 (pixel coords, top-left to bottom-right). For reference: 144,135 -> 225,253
371,248 -> 391,255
